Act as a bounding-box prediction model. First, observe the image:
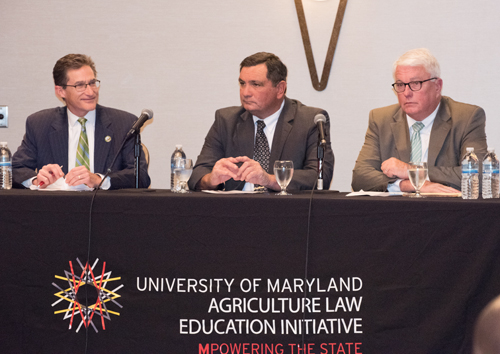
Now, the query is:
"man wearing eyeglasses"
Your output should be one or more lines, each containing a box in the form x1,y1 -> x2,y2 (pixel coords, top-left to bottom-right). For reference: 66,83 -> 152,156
352,48 -> 487,193
12,53 -> 150,189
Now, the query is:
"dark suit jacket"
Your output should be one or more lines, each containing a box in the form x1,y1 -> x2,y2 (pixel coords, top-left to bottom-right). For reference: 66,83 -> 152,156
188,97 -> 335,191
352,96 -> 487,191
12,104 -> 151,189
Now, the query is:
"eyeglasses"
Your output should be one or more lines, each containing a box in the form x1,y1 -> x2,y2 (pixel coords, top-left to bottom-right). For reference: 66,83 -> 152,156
392,78 -> 437,93
63,79 -> 101,92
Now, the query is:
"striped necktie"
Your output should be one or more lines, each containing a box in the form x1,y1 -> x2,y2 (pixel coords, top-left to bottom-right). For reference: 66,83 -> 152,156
410,122 -> 425,163
76,118 -> 90,170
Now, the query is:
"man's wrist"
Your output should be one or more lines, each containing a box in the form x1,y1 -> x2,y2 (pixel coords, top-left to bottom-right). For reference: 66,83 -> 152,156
265,174 -> 280,191
399,179 -> 415,192
198,173 -> 218,190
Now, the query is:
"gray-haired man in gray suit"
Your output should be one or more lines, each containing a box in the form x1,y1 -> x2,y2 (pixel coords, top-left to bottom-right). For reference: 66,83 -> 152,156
352,48 -> 487,192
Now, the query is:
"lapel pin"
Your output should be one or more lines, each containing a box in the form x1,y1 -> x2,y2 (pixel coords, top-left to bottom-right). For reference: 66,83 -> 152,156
105,136 -> 112,142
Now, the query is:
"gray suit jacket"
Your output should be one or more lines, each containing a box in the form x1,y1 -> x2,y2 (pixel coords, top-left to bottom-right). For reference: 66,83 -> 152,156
12,104 -> 151,189
188,97 -> 335,191
352,96 -> 487,191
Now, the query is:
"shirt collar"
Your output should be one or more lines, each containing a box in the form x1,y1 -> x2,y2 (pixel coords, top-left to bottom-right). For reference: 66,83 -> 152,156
407,102 -> 440,128
67,108 -> 96,127
252,99 -> 285,126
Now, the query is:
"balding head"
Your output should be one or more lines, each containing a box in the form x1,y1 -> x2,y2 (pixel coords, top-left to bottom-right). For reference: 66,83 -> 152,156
473,295 -> 500,354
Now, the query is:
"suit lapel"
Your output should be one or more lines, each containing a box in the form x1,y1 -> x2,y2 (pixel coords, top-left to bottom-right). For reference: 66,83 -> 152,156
234,110 -> 255,160
428,99 -> 451,167
269,98 -> 293,173
49,108 -> 69,174
390,108 -> 411,162
94,105 -> 113,173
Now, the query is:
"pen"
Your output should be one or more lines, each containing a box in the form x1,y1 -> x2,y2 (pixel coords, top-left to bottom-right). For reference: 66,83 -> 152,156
38,165 -> 64,187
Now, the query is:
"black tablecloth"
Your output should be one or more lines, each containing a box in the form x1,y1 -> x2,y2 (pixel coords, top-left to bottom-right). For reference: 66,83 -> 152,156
1,189 -> 499,353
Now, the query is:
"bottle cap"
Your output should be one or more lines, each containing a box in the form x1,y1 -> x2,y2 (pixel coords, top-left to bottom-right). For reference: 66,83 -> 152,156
466,147 -> 474,153
176,144 -> 182,150
0,142 -> 7,147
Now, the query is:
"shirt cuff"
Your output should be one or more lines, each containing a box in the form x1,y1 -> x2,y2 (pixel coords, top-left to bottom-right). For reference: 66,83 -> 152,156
387,179 -> 402,193
96,174 -> 111,190
22,177 -> 36,188
242,182 -> 254,191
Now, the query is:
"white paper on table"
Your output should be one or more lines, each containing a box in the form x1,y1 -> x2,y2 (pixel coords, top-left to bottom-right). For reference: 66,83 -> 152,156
346,190 -> 403,197
202,190 -> 261,194
404,192 -> 462,197
30,177 -> 94,191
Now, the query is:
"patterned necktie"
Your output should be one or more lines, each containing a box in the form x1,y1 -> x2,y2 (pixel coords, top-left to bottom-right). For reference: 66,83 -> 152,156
253,120 -> 270,190
410,121 -> 425,163
254,120 -> 270,170
76,118 -> 90,170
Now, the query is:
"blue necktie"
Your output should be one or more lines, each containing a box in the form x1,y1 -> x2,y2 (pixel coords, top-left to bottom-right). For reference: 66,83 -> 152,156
410,122 -> 425,163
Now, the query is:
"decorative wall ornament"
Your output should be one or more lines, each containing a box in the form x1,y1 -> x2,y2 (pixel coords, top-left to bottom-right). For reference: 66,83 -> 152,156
294,0 -> 348,91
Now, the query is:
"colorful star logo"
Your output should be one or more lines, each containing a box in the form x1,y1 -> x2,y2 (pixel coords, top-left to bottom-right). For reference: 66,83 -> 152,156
52,258 -> 123,332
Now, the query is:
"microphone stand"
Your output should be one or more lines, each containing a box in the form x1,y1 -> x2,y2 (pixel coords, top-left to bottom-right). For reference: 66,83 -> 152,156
96,133 -> 134,190
134,133 -> 141,189
96,110 -> 152,190
317,142 -> 325,190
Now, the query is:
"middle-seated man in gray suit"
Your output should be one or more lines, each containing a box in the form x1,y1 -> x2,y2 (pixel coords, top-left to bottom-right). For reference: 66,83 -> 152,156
189,52 -> 334,192
352,48 -> 487,193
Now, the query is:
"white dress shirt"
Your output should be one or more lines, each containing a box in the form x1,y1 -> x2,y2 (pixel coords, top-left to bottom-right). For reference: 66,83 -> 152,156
242,100 -> 285,191
67,109 -> 96,172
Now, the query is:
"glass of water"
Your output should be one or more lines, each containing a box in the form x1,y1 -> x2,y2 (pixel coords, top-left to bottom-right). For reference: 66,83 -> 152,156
274,160 -> 294,195
173,158 -> 193,193
408,162 -> 428,198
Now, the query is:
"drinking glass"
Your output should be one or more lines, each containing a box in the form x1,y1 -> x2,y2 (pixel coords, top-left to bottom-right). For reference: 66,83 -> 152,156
173,158 -> 193,193
408,162 -> 428,198
274,160 -> 294,195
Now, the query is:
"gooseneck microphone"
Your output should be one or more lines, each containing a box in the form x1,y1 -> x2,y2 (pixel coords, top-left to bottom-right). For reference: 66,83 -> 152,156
314,114 -> 327,190
127,108 -> 154,137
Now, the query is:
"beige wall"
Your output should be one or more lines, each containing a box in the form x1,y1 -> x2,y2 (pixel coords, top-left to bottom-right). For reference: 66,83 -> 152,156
1,0 -> 499,191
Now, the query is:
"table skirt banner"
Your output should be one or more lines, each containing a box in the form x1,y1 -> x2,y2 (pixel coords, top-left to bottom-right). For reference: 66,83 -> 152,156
1,190 -> 500,353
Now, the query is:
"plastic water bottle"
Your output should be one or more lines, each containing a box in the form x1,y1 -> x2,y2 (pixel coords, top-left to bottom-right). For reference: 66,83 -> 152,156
461,147 -> 479,199
482,148 -> 500,199
0,142 -> 12,190
171,145 -> 186,191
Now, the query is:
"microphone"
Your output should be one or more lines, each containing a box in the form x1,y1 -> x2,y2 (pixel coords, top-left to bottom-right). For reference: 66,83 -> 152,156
127,109 -> 154,137
314,113 -> 327,190
97,109 -> 153,190
313,113 -> 327,146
